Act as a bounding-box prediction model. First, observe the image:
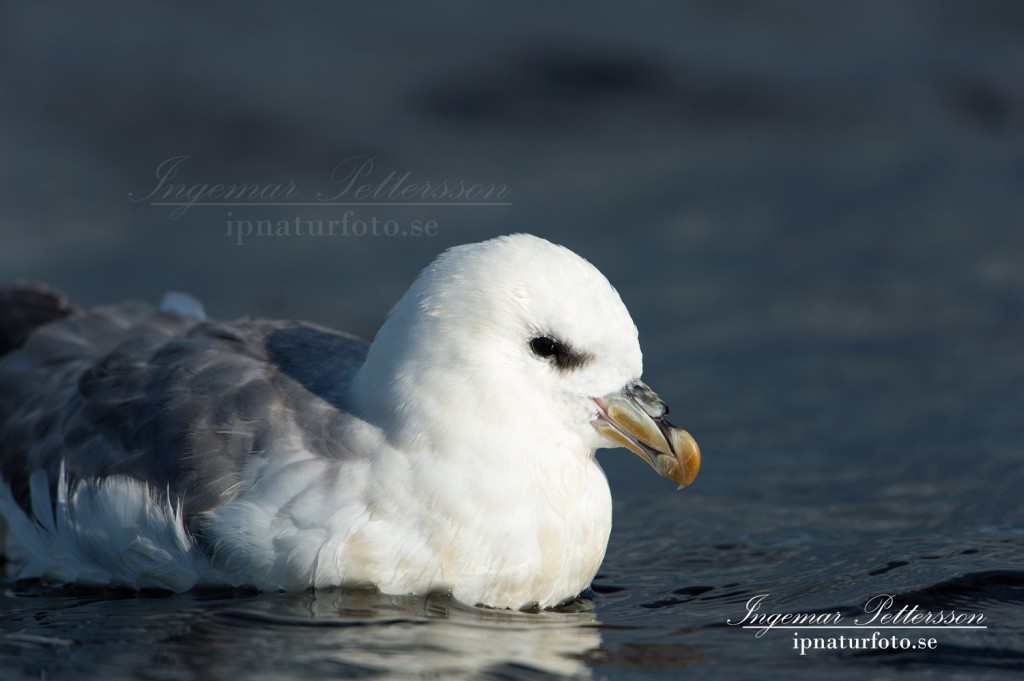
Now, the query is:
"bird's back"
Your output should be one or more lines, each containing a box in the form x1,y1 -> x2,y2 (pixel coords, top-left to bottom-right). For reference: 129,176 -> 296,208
0,284 -> 370,534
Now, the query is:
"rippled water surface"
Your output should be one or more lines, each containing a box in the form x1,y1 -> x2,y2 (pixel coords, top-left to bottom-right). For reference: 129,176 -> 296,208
2,1 -> 1023,679
3,516 -> 1022,679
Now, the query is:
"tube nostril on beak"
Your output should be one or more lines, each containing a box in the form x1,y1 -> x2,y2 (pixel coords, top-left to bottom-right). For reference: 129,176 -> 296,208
628,380 -> 668,419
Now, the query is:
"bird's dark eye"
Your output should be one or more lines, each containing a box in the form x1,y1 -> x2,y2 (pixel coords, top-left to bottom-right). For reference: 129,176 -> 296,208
528,335 -> 591,371
530,336 -> 559,358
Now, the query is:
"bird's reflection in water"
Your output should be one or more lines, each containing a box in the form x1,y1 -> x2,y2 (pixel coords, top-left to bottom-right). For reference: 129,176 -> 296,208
176,587 -> 602,680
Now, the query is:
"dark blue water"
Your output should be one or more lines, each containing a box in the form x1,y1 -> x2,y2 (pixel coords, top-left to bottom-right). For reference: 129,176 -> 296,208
2,1 -> 1023,678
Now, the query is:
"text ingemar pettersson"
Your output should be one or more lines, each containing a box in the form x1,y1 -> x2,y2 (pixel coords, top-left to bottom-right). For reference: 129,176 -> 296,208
128,155 -> 513,244
727,593 -> 987,657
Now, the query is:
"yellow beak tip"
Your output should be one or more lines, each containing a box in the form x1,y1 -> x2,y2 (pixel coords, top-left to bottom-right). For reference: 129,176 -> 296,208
669,428 -> 701,488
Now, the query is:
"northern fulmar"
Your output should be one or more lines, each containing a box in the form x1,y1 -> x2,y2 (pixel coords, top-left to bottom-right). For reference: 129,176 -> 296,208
0,234 -> 700,609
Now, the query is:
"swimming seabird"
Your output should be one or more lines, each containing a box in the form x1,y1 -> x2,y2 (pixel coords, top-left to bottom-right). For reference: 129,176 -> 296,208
0,234 -> 700,609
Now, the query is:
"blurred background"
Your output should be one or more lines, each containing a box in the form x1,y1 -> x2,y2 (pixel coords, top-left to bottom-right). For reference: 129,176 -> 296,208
1,2 -> 1023,677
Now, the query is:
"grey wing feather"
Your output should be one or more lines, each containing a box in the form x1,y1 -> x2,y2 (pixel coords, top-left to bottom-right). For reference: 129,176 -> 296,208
0,291 -> 370,528
0,282 -> 77,355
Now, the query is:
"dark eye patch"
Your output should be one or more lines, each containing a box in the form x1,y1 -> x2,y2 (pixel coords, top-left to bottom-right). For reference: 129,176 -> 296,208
529,335 -> 591,371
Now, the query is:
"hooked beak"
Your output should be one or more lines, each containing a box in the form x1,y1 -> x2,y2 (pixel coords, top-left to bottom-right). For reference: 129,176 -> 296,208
592,380 -> 701,489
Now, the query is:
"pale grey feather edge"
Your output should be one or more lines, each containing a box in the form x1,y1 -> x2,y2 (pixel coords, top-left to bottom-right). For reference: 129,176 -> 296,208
0,290 -> 371,547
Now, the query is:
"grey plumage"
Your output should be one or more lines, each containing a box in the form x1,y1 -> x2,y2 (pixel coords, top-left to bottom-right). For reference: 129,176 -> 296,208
0,283 -> 369,538
0,282 -> 76,355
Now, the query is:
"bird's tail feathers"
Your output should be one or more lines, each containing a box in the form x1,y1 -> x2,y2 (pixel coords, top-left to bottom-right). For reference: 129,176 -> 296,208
0,282 -> 77,357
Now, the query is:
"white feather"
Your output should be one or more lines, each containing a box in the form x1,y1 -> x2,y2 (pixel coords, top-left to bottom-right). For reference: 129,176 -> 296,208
0,468 -> 208,591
